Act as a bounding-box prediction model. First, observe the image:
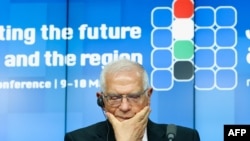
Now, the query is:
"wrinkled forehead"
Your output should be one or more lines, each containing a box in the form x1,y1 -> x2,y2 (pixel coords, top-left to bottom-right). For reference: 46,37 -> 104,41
100,60 -> 146,92
105,70 -> 144,93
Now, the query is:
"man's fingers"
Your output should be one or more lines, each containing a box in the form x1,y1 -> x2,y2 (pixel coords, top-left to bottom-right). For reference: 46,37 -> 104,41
133,106 -> 150,121
143,106 -> 151,120
105,112 -> 119,125
140,106 -> 150,126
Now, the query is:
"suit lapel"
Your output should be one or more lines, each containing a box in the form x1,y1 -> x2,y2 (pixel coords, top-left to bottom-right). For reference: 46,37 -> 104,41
147,119 -> 167,141
96,120 -> 116,141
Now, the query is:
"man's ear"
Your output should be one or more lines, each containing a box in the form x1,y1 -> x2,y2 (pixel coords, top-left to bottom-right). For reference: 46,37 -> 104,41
147,88 -> 153,105
96,92 -> 105,108
147,87 -> 153,97
96,92 -> 102,98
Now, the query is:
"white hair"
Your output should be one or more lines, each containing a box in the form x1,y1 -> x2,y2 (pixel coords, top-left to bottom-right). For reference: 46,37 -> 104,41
99,59 -> 149,92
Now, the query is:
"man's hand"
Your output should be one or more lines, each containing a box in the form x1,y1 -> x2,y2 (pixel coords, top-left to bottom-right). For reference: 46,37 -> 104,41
106,106 -> 151,141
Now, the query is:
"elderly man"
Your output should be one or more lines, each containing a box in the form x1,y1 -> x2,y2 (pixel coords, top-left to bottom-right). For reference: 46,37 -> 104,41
64,59 -> 200,141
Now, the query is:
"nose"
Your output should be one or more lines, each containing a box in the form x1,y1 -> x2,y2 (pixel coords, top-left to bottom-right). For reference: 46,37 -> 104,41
119,96 -> 131,112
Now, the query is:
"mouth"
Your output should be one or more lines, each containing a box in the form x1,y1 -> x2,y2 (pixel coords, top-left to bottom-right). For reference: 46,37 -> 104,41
116,116 -> 132,121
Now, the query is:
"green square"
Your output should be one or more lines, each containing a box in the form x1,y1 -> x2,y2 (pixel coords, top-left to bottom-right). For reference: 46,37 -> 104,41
174,40 -> 194,59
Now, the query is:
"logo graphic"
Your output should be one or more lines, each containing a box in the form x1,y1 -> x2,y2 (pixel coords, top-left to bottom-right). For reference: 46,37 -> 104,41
150,1 -> 237,91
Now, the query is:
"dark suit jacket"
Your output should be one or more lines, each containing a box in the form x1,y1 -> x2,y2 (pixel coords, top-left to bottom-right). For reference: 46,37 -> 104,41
64,119 -> 200,141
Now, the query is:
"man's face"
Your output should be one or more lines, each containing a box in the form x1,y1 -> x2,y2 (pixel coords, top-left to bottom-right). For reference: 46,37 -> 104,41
102,70 -> 152,121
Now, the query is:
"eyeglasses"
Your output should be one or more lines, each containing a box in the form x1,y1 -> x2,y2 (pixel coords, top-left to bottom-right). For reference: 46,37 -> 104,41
102,89 -> 148,107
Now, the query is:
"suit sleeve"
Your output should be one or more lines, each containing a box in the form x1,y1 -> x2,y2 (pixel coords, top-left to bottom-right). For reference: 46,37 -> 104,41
64,133 -> 73,141
193,129 -> 200,141
175,125 -> 201,141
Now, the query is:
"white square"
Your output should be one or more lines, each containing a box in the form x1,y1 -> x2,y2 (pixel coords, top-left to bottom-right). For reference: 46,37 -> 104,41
172,19 -> 194,40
